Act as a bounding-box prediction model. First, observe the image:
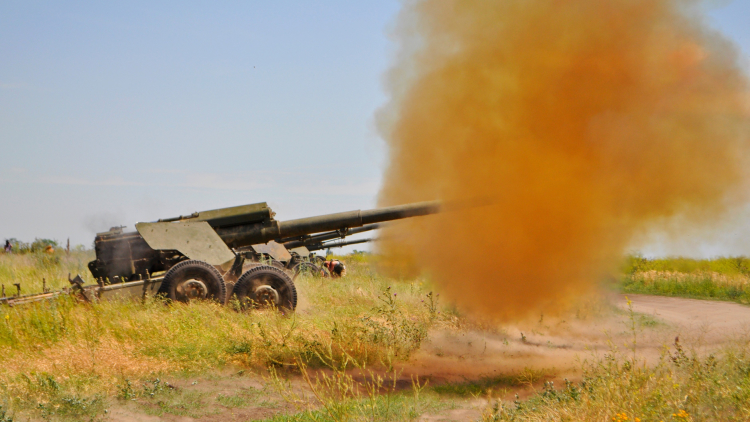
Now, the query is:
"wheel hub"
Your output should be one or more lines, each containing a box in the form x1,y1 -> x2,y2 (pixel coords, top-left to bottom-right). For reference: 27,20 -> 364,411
254,285 -> 280,305
177,279 -> 208,301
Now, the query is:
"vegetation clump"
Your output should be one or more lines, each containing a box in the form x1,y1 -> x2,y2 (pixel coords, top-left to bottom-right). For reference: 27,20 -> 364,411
620,255 -> 750,303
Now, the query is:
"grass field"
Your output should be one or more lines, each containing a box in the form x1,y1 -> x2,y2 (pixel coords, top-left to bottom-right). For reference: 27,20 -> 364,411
0,251 -> 749,421
0,250 -> 461,420
620,255 -> 750,303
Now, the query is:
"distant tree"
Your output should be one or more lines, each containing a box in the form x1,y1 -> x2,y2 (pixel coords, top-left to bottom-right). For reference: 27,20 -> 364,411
30,238 -> 59,252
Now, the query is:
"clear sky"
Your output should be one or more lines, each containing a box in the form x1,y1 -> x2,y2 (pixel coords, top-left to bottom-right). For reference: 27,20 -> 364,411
1,1 -> 749,255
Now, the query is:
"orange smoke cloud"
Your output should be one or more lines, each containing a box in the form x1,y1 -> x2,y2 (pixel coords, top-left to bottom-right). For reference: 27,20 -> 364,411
376,0 -> 750,318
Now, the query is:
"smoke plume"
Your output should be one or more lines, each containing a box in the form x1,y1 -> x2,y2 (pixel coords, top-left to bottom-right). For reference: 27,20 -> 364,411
377,0 -> 750,318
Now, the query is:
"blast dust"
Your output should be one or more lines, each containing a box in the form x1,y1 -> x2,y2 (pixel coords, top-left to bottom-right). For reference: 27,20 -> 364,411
376,0 -> 750,320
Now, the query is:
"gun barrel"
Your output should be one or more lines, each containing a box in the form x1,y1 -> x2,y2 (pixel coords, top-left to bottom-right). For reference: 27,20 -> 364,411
308,237 -> 372,252
281,223 -> 380,249
216,201 -> 439,248
281,201 -> 438,237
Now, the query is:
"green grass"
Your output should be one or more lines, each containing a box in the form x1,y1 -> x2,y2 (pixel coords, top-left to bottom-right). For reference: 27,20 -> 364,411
432,369 -> 550,398
620,255 -> 750,303
216,388 -> 260,408
621,272 -> 750,303
622,255 -> 750,275
0,250 -> 96,295
261,392 -> 452,422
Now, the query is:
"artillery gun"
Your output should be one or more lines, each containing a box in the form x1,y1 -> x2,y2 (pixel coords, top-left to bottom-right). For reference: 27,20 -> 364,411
82,201 -> 438,310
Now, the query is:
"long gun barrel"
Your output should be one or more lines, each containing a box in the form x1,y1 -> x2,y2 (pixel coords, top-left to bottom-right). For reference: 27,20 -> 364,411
215,201 -> 438,248
307,237 -> 372,252
281,223 -> 380,249
89,201 -> 439,281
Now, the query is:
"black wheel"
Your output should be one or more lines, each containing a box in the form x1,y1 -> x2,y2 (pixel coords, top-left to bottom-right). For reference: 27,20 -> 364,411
292,262 -> 327,280
232,265 -> 297,311
159,260 -> 226,304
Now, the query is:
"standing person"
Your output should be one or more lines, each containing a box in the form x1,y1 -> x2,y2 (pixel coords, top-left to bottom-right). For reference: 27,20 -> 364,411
4,240 -> 11,253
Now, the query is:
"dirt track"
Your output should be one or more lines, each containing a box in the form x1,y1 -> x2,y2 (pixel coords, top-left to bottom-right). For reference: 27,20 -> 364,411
405,294 -> 750,384
624,293 -> 750,344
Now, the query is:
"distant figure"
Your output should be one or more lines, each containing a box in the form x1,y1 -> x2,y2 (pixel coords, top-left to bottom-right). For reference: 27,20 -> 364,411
324,260 -> 347,278
44,245 -> 55,254
3,240 -> 11,253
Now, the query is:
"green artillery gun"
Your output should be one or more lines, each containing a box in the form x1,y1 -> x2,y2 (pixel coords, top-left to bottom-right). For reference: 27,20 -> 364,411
85,201 -> 439,310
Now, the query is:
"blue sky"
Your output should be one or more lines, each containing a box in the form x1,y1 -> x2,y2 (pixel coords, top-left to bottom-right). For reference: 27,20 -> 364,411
1,1 -> 749,255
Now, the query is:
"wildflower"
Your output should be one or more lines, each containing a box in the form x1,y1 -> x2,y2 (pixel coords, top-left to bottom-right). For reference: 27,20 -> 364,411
672,409 -> 689,419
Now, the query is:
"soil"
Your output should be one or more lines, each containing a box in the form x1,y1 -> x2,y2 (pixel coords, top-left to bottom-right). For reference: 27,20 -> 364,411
624,293 -> 750,345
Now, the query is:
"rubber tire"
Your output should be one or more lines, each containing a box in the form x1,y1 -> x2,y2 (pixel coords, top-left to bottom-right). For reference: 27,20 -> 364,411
232,265 -> 297,311
292,262 -> 327,279
159,260 -> 227,304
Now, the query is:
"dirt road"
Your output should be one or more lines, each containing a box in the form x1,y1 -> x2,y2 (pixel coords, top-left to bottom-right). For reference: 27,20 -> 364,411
623,293 -> 750,345
407,294 -> 750,383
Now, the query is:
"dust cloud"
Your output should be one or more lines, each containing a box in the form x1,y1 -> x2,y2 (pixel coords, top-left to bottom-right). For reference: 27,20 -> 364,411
376,0 -> 750,318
